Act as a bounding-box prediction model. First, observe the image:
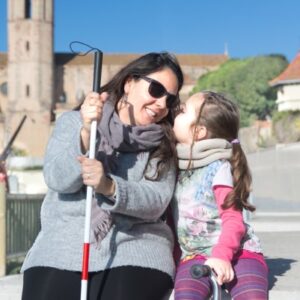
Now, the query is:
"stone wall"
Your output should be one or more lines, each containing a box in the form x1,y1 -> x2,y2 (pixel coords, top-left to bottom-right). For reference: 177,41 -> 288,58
239,120 -> 274,153
247,142 -> 300,203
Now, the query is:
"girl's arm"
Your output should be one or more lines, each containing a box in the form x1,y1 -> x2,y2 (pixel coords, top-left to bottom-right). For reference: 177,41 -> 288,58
211,185 -> 246,261
205,184 -> 245,284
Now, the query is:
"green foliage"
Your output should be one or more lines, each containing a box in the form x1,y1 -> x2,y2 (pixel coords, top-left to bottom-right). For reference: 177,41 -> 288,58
6,258 -> 23,275
192,55 -> 288,127
11,146 -> 28,157
272,111 -> 289,123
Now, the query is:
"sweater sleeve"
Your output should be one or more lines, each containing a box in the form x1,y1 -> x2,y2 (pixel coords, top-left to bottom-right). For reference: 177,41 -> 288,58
211,185 -> 246,261
98,162 -> 176,221
43,111 -> 86,194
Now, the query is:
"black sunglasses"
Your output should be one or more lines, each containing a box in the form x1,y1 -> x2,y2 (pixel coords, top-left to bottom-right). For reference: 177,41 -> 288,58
140,76 -> 178,109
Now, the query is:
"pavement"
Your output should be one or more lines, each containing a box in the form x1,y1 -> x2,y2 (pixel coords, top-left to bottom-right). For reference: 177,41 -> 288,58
1,203 -> 300,299
0,274 -> 22,300
248,212 -> 300,300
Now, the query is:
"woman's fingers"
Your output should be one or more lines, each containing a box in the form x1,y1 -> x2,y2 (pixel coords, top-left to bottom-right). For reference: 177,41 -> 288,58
77,156 -> 105,188
78,156 -> 101,170
85,91 -> 107,107
80,92 -> 108,131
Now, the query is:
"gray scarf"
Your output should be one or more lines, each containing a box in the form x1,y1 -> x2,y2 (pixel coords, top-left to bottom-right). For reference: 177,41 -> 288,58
176,138 -> 232,170
97,100 -> 164,172
91,100 -> 164,248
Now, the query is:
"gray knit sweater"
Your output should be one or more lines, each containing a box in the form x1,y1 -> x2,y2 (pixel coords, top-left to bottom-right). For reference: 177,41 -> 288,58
21,111 -> 176,278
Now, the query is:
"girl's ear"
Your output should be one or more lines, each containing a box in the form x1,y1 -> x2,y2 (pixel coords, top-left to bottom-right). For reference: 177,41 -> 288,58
193,124 -> 208,141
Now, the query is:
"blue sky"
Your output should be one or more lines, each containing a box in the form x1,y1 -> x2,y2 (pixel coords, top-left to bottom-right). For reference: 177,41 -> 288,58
1,0 -> 300,61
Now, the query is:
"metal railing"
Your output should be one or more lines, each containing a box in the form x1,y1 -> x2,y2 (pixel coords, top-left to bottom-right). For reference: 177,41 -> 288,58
6,193 -> 44,259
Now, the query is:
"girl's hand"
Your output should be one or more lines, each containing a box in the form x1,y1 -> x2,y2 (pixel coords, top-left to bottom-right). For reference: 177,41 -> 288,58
80,92 -> 108,133
205,258 -> 234,285
77,156 -> 115,196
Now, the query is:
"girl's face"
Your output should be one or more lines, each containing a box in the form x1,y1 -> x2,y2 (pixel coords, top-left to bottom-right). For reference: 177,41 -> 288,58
119,68 -> 178,126
173,94 -> 205,144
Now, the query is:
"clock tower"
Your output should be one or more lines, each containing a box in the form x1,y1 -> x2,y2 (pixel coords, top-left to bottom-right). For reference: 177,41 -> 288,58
6,0 -> 54,157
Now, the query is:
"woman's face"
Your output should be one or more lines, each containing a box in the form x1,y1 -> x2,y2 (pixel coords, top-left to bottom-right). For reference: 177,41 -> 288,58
173,94 -> 204,144
119,68 -> 179,126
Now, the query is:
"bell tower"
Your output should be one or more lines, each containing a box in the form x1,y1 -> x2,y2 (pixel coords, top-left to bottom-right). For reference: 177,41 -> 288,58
7,0 -> 54,157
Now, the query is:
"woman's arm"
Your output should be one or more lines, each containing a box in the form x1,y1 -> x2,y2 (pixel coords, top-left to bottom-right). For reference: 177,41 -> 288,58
97,162 -> 177,221
43,111 -> 86,193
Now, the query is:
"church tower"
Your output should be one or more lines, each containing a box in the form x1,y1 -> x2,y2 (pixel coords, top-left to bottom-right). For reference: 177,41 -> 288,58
6,0 -> 54,157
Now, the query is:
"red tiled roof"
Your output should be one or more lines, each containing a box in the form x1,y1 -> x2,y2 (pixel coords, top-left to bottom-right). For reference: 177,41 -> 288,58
270,52 -> 300,86
177,54 -> 228,67
0,52 -> 228,68
55,52 -> 228,67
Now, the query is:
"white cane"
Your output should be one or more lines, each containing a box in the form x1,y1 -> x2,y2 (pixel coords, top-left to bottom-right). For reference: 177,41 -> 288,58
80,49 -> 103,300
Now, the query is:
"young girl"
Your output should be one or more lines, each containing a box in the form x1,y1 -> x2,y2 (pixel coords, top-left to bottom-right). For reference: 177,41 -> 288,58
172,91 -> 268,300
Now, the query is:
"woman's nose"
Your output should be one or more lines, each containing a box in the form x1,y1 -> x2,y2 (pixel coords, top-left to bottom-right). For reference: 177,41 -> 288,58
154,96 -> 167,109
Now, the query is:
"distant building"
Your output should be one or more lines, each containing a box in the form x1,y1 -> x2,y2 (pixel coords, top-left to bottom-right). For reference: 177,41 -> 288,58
270,52 -> 300,112
0,0 -> 228,157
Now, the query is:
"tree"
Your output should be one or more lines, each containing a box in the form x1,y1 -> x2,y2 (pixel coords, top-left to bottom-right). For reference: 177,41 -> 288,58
192,55 -> 288,127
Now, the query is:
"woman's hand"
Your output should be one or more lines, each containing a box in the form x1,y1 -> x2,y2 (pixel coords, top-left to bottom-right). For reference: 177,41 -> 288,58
77,156 -> 115,197
80,92 -> 108,151
80,91 -> 107,132
205,258 -> 234,285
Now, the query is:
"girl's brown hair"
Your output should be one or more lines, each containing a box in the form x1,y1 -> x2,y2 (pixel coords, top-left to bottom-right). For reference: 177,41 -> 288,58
193,91 -> 255,212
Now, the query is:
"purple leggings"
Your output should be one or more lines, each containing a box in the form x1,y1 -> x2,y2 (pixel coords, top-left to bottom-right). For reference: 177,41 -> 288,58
174,258 -> 268,300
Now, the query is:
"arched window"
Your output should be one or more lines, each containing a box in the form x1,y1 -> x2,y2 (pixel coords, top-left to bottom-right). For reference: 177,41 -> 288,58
26,85 -> 30,97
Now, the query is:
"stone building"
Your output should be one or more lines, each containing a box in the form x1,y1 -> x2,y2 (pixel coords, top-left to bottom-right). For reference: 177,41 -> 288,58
0,0 -> 228,158
270,51 -> 300,111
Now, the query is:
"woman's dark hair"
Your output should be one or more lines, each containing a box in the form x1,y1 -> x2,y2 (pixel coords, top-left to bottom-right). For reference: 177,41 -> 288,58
77,52 -> 184,179
192,91 -> 255,212
100,52 -> 183,123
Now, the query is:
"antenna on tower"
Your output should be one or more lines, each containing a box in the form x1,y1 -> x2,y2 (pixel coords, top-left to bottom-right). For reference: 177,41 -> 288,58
224,42 -> 229,57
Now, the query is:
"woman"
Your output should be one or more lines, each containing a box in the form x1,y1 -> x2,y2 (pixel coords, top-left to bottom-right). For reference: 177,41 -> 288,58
21,52 -> 184,300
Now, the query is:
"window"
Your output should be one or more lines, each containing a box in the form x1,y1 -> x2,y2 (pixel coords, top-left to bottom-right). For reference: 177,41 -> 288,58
26,41 -> 30,51
26,85 -> 30,97
58,92 -> 67,103
76,89 -> 85,102
43,0 -> 46,20
25,0 -> 32,19
0,82 -> 7,96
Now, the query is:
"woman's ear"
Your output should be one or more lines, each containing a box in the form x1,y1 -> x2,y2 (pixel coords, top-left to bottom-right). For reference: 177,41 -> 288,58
124,78 -> 133,93
193,125 -> 208,141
